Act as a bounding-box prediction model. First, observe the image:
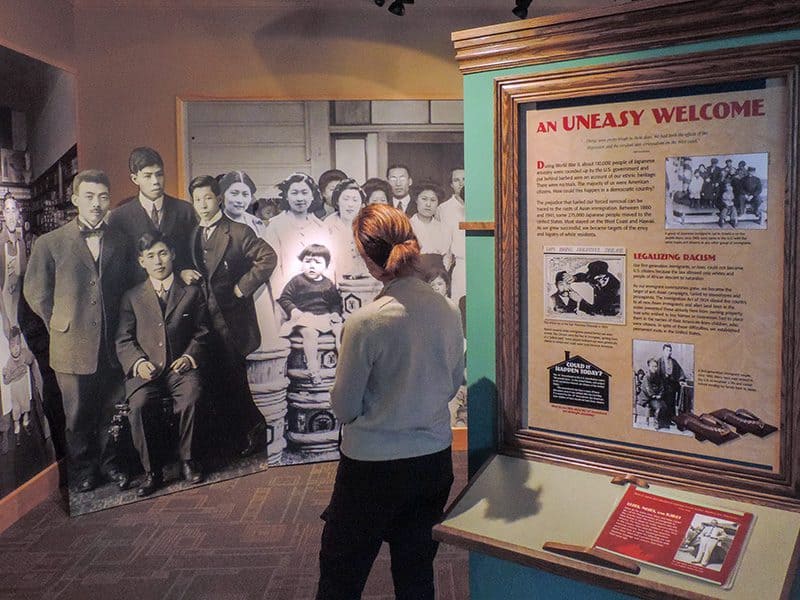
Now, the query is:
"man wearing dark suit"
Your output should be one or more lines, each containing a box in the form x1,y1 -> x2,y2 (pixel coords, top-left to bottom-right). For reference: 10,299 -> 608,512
387,164 -> 417,217
188,175 -> 277,457
23,170 -> 131,492
108,147 -> 197,286
116,231 -> 209,497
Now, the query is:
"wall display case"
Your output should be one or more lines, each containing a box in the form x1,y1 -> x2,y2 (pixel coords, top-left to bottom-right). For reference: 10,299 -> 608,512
438,1 -> 800,598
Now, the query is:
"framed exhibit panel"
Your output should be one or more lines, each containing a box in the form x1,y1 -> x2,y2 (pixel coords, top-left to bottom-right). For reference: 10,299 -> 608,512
495,42 -> 800,508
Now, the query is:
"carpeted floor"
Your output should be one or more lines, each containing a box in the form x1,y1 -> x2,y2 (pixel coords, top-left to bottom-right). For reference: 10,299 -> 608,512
0,451 -> 469,600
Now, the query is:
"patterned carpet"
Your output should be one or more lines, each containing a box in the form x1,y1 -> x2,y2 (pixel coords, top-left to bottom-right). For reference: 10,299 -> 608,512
0,451 -> 469,600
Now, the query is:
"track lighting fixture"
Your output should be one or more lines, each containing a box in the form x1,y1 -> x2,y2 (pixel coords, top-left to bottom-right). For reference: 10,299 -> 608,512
388,0 -> 405,16
512,0 -> 533,19
375,0 -> 412,16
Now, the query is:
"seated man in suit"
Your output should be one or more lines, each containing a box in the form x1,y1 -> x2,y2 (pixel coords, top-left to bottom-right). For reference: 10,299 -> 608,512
115,231 -> 209,497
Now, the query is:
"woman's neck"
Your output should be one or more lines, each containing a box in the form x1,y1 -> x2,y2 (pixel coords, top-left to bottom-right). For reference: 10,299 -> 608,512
225,210 -> 246,223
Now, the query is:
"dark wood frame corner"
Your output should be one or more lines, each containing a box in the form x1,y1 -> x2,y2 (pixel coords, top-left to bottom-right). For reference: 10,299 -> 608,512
494,42 -> 800,509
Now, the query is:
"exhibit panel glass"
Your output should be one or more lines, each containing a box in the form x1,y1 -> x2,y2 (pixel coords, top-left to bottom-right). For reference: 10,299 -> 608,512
495,44 -> 800,507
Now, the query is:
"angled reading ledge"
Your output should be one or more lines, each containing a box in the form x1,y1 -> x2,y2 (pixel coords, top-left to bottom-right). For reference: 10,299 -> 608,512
434,455 -> 800,600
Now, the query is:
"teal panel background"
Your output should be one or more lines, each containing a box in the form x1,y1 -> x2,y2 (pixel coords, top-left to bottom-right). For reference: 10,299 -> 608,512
463,27 -> 800,600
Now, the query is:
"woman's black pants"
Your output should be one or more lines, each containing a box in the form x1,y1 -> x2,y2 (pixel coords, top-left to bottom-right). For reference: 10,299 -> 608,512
316,446 -> 454,600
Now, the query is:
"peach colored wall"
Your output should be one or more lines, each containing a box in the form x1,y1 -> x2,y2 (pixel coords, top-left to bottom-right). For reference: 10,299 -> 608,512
0,0 -> 75,70
72,5 -> 505,204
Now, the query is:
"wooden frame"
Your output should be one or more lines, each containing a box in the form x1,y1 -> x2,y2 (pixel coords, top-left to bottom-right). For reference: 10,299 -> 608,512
495,42 -> 800,509
451,0 -> 800,75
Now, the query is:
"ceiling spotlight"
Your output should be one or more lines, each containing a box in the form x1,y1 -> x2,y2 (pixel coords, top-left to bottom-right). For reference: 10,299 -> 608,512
388,0 -> 405,16
374,0 -> 385,6
512,0 -> 532,19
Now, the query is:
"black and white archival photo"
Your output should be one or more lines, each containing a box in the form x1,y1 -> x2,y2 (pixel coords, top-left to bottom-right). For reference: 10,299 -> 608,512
665,152 -> 768,230
543,247 -> 625,325
0,45 -> 72,508
674,515 -> 738,571
182,99 -> 467,469
632,339 -> 695,435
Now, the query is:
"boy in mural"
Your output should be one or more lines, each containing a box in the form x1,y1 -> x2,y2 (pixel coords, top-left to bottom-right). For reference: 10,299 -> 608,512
188,175 -> 276,457
115,231 -> 209,497
108,147 -> 198,286
277,244 -> 343,384
23,169 -> 132,493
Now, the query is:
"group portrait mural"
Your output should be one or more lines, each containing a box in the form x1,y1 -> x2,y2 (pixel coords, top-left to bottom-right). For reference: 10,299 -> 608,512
7,99 -> 466,515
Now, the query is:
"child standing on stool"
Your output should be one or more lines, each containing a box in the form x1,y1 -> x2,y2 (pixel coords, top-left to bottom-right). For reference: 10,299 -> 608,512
278,245 -> 343,384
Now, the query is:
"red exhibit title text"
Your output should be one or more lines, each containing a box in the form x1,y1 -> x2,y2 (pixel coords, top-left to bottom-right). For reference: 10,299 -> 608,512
536,98 -> 765,133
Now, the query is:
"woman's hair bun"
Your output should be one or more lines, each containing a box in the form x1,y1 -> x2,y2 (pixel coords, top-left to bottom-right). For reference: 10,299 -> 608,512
353,204 -> 420,278
384,237 -> 420,277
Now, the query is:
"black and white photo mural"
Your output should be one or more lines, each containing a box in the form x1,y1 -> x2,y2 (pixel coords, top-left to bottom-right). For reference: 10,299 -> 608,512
182,99 -> 467,467
0,44 -> 77,512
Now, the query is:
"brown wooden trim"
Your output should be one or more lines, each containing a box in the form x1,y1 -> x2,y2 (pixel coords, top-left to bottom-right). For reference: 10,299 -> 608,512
459,221 -> 495,231
494,43 -> 800,508
452,0 -> 800,74
433,523 -> 715,600
0,462 -> 60,535
541,542 -> 640,575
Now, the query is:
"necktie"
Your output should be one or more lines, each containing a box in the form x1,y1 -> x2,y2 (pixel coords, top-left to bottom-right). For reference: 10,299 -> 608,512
79,223 -> 105,238
204,226 -> 213,240
157,285 -> 167,311
79,223 -> 104,262
151,204 -> 160,229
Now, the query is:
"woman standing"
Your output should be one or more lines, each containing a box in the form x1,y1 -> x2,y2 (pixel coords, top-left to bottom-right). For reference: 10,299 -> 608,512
316,204 -> 465,600
219,171 -> 281,349
409,181 -> 454,272
220,171 -> 267,236
264,173 -> 332,300
325,178 -> 370,281
362,177 -> 392,205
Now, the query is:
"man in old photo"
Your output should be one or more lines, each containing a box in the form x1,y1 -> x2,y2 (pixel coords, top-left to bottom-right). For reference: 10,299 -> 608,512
387,164 -> 416,216
24,170 -> 131,492
658,343 -> 686,418
116,232 -> 209,497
